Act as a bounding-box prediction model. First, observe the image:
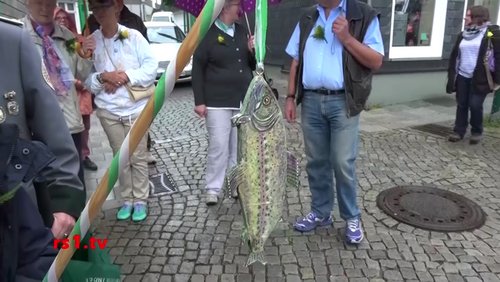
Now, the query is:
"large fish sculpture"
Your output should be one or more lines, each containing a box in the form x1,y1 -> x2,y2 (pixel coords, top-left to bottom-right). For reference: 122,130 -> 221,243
227,74 -> 300,266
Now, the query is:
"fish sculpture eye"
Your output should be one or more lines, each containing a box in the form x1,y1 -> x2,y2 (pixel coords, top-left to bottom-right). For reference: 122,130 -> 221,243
262,95 -> 272,106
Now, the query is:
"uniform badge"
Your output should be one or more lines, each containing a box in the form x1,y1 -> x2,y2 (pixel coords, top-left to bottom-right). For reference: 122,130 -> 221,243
0,107 -> 5,124
3,91 -> 19,116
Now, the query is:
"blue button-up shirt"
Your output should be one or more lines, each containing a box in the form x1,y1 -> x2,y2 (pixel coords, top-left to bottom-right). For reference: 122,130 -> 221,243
285,1 -> 384,90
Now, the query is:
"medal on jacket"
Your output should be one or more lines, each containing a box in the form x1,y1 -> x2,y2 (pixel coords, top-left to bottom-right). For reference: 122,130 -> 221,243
0,106 -> 5,124
3,91 -> 19,116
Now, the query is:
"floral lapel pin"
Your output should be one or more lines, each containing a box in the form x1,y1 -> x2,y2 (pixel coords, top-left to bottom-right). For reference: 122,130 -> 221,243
312,25 -> 327,43
117,29 -> 129,42
65,38 -> 80,54
217,34 -> 226,45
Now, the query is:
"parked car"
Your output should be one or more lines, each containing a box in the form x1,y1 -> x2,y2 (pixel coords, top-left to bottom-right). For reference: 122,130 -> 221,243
145,21 -> 192,83
151,11 -> 175,23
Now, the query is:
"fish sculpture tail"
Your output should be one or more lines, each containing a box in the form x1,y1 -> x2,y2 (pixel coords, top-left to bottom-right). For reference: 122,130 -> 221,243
246,251 -> 266,267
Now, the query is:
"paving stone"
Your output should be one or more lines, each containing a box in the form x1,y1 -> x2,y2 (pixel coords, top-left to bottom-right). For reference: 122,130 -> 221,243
416,271 -> 434,281
383,270 -> 403,281
480,272 -> 500,282
299,267 -> 314,280
329,276 -> 348,282
285,275 -> 302,282
447,274 -> 465,282
283,264 -> 298,275
173,274 -> 191,282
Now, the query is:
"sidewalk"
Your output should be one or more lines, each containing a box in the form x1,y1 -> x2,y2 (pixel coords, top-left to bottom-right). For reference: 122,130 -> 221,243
84,67 -> 500,281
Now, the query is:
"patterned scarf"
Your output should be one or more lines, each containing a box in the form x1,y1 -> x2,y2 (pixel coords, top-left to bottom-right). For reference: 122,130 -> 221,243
34,23 -> 74,96
462,22 -> 490,40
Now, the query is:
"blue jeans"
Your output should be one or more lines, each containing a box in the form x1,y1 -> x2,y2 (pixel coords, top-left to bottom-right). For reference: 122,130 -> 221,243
454,75 -> 488,136
301,91 -> 361,220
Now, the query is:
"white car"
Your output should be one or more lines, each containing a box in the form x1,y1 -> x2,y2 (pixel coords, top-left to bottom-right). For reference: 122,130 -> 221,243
145,21 -> 192,83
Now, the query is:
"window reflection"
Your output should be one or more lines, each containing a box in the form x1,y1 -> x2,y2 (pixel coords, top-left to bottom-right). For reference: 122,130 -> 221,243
393,0 -> 435,47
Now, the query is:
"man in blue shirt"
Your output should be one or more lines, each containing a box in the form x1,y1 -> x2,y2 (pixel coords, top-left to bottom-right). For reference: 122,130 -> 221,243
285,0 -> 384,244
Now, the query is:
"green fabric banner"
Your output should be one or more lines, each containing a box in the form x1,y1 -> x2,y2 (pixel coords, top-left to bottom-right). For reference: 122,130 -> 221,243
77,0 -> 88,32
254,0 -> 268,69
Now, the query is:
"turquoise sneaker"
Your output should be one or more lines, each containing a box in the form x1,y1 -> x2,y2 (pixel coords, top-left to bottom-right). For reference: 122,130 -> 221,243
116,202 -> 133,220
132,202 -> 148,222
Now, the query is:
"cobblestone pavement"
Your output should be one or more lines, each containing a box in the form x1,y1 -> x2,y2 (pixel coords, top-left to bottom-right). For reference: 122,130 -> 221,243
87,82 -> 500,282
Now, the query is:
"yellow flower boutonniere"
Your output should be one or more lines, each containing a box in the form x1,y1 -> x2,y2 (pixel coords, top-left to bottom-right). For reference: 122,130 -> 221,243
312,25 -> 327,43
65,38 -> 80,54
487,31 -> 494,38
217,34 -> 226,45
117,29 -> 129,42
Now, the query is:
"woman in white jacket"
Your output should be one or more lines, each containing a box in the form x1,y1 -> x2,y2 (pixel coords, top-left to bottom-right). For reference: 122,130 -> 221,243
85,0 -> 158,222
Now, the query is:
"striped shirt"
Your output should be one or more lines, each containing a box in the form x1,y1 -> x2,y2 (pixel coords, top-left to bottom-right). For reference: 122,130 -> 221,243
458,30 -> 486,78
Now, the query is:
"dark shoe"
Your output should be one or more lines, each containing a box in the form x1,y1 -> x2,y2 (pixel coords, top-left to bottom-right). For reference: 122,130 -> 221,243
470,134 -> 482,145
146,152 -> 157,164
206,194 -> 218,206
447,133 -> 463,142
83,157 -> 98,171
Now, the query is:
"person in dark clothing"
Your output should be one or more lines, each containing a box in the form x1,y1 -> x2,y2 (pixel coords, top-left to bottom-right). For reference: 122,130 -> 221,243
0,16 -> 86,282
446,6 -> 500,144
192,0 -> 256,206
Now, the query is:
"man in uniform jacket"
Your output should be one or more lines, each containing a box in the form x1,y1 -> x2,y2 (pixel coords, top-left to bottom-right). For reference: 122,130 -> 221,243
0,17 -> 85,281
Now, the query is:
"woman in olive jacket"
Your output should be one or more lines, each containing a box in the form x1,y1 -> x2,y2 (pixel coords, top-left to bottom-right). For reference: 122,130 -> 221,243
446,6 -> 500,144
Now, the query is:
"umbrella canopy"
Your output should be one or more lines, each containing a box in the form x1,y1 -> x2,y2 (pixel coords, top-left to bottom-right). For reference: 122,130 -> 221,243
175,0 -> 281,17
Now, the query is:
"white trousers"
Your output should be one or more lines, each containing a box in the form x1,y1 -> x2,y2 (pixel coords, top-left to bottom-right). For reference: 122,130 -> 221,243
205,109 -> 239,195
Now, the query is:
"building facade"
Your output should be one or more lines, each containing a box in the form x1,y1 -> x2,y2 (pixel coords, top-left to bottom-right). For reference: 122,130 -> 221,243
265,0 -> 500,105
0,0 -> 26,19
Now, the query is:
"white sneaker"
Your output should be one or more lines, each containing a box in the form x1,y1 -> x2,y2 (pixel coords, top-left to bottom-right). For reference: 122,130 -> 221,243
206,194 -> 218,206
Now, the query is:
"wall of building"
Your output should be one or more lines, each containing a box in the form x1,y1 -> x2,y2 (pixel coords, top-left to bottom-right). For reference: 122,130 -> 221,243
0,0 -> 26,19
260,0 -> 471,105
268,0 -> 467,72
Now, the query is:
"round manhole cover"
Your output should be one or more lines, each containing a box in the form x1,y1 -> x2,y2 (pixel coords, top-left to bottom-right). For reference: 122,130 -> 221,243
377,186 -> 486,232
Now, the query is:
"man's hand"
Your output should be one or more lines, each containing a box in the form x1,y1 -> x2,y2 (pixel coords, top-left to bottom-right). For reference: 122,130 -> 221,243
51,212 -> 75,239
332,15 -> 353,44
103,81 -> 119,94
82,35 -> 96,53
116,71 -> 130,85
284,98 -> 296,123
102,71 -> 128,87
247,35 -> 255,51
194,104 -> 208,118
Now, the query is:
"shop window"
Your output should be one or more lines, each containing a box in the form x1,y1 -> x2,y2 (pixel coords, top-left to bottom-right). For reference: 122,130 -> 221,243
389,0 -> 448,59
56,1 -> 82,33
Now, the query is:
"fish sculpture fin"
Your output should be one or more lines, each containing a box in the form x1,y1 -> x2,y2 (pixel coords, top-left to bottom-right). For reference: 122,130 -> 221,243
246,251 -> 266,267
286,152 -> 300,188
226,165 -> 244,195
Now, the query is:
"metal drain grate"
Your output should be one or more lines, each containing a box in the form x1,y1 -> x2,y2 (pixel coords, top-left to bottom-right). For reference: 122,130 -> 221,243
411,123 -> 453,137
149,172 -> 178,196
377,185 -> 486,232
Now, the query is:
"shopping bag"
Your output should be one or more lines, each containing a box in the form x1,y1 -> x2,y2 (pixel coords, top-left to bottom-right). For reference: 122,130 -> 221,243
60,233 -> 121,282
